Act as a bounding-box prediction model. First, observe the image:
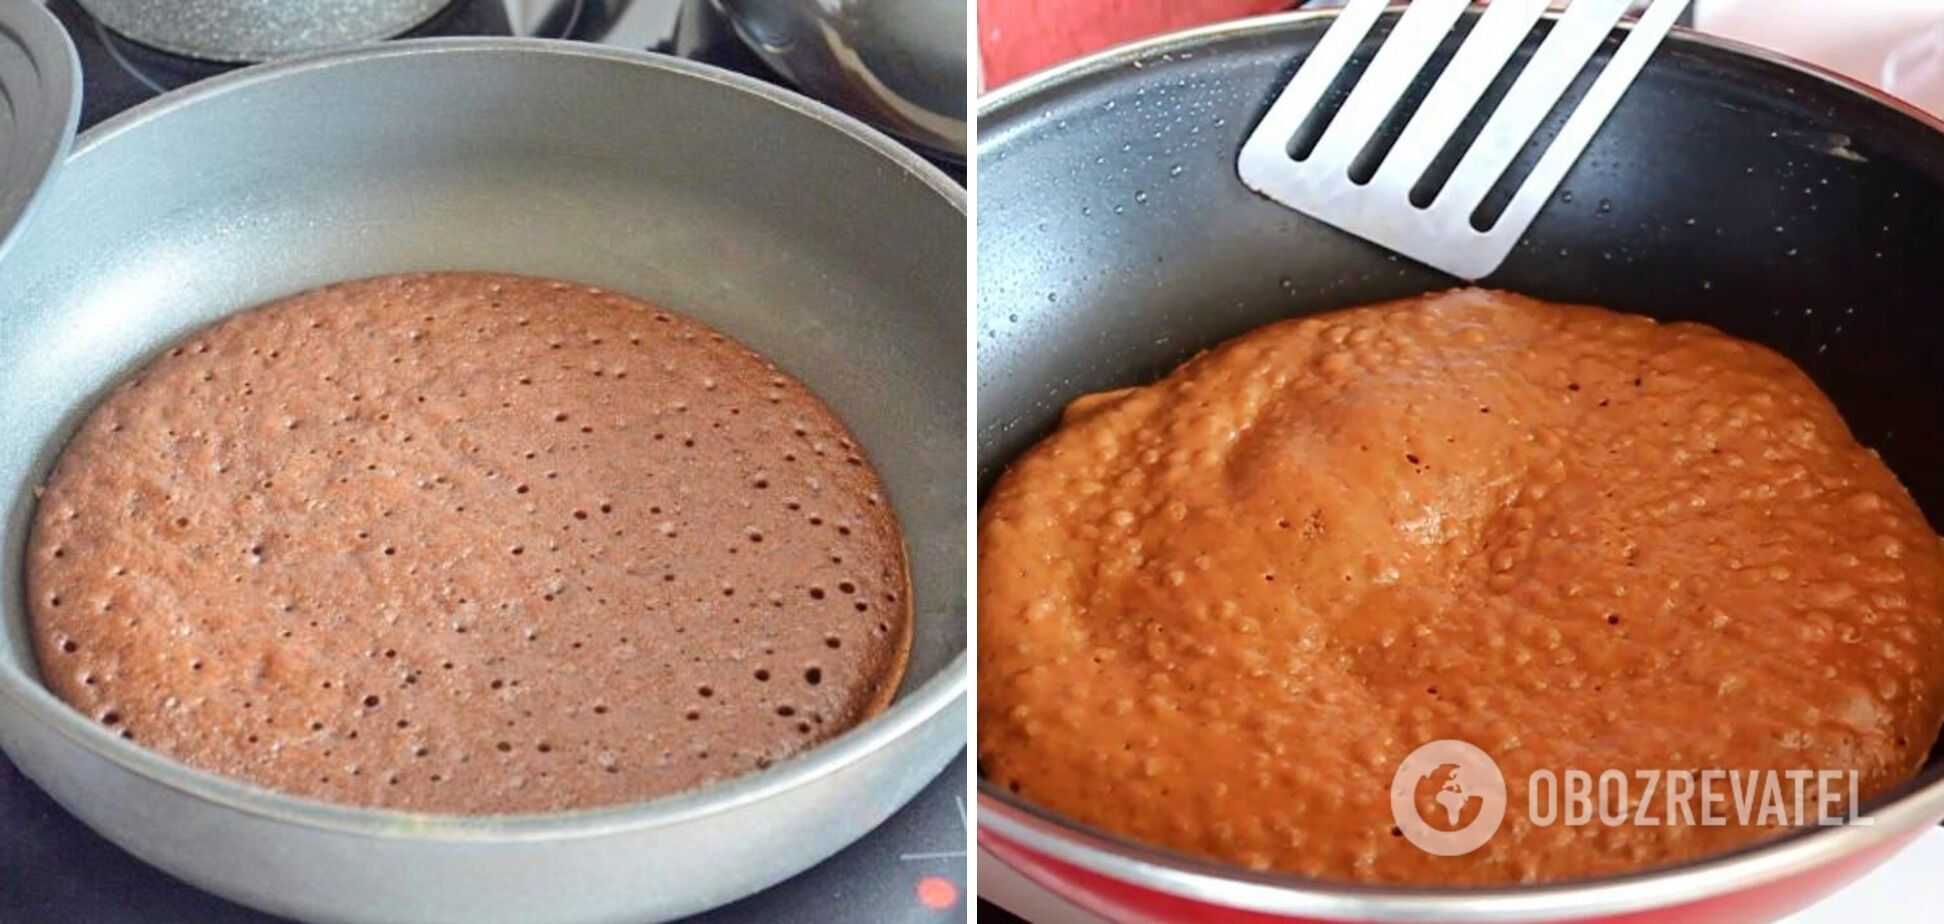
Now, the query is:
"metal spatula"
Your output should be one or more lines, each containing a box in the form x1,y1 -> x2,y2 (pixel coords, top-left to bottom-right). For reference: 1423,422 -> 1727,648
1238,0 -> 1689,280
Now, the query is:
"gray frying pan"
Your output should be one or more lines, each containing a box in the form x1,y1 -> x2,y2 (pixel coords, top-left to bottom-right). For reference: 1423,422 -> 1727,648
0,37 -> 964,924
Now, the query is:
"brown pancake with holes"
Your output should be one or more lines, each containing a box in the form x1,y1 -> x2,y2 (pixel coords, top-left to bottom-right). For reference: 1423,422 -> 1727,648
28,271 -> 911,814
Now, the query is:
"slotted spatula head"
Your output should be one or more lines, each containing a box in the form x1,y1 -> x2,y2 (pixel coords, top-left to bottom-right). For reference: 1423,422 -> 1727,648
1238,0 -> 1690,280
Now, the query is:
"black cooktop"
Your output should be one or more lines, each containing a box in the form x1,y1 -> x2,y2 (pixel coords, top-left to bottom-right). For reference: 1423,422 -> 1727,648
1,4 -> 967,923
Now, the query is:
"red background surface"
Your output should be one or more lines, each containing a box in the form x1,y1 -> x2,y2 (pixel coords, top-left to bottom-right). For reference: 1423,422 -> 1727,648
979,0 -> 1293,87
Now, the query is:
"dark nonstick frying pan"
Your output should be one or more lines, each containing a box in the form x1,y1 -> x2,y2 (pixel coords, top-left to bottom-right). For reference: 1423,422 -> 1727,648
977,9 -> 1944,923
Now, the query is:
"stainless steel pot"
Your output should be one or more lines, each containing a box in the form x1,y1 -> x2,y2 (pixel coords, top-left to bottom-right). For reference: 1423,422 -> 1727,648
715,0 -> 966,156
0,38 -> 965,924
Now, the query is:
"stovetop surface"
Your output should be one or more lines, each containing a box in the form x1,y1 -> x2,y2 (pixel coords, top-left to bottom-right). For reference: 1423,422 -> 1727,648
1,3 -> 967,922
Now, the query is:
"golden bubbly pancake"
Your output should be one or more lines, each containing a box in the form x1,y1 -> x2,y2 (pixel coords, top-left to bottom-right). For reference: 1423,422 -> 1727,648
978,288 -> 1944,883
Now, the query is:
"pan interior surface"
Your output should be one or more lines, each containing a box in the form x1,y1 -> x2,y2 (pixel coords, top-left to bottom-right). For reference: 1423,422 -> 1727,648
978,11 -> 1944,896
0,40 -> 966,811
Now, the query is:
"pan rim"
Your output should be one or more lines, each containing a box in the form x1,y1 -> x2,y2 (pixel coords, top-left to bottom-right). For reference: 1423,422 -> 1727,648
976,5 -> 1944,142
81,37 -> 968,213
0,1 -> 82,267
974,7 -> 1944,919
979,780 -> 1944,920
0,36 -> 967,842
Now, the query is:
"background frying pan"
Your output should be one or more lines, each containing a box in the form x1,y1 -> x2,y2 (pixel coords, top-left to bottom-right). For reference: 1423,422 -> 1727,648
978,9 -> 1944,923
70,0 -> 452,62
0,38 -> 965,924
